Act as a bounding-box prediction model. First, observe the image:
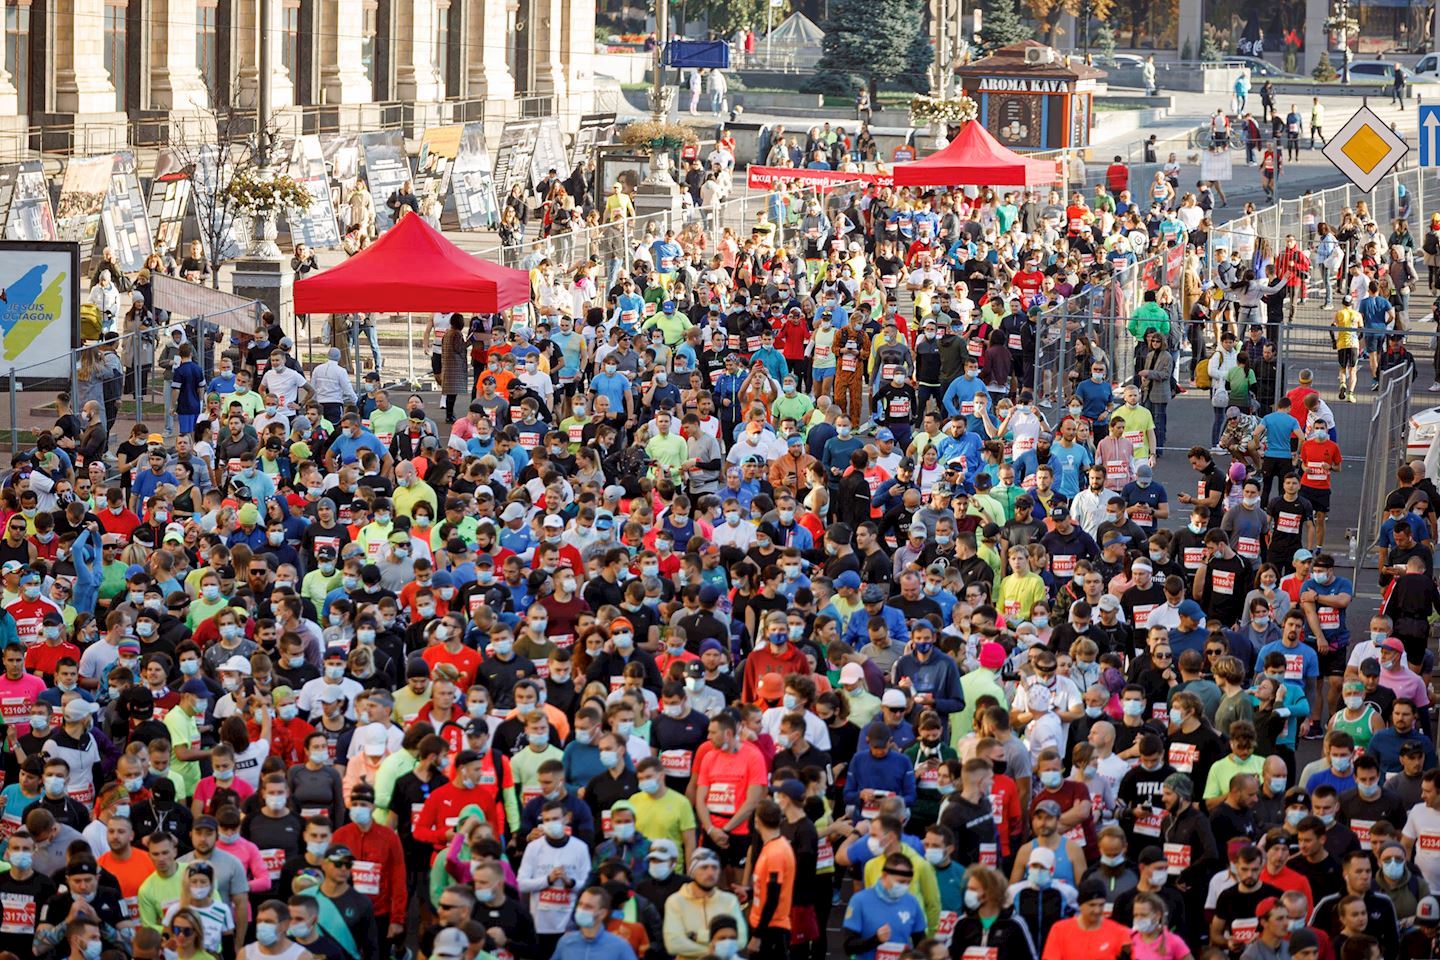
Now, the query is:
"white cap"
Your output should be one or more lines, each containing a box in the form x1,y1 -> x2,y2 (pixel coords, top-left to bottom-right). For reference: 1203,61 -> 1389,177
880,688 -> 907,709
319,686 -> 347,704
361,722 -> 388,757
63,699 -> 100,722
430,928 -> 468,960
542,514 -> 564,529
839,663 -> 865,686
220,655 -> 252,676
1028,846 -> 1056,869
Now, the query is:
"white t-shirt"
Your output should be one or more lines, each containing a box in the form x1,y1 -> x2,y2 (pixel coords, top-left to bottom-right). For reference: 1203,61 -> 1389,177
1403,803 -> 1440,890
759,706 -> 832,752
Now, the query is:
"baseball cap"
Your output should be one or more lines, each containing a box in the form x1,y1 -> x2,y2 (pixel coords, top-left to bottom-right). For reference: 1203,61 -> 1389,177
880,689 -> 907,709
839,663 -> 865,685
1027,846 -> 1056,868
220,655 -> 252,676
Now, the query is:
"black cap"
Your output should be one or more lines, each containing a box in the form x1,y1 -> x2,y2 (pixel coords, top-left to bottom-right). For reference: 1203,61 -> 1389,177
194,815 -> 219,831
1076,876 -> 1108,904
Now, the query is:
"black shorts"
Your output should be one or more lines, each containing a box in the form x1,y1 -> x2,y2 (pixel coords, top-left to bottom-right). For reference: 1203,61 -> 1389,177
1338,347 -> 1358,368
705,829 -> 750,868
1301,486 -> 1331,513
1318,642 -> 1348,677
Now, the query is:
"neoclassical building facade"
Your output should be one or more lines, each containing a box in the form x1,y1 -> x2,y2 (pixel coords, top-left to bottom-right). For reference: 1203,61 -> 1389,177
0,0 -> 596,141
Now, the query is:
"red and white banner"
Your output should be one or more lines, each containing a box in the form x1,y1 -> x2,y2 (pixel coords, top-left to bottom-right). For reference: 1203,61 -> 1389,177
745,166 -> 894,190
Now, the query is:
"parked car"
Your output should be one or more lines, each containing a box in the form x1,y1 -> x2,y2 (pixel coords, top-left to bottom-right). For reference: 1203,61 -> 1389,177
1408,404 -> 1440,457
1222,56 -> 1300,78
1412,52 -> 1439,77
1345,60 -> 1440,84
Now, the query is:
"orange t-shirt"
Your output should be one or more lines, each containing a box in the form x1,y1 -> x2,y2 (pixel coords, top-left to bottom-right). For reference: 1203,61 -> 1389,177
694,741 -> 768,835
748,835 -> 796,931
1040,917 -> 1131,960
606,919 -> 649,957
98,848 -> 155,919
421,643 -> 483,690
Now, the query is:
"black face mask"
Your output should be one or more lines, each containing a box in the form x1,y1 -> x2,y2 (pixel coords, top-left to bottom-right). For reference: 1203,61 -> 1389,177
803,797 -> 826,822
992,760 -> 1008,778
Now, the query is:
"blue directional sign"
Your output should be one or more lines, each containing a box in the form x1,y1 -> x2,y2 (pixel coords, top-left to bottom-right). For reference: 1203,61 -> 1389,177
1422,104 -> 1440,166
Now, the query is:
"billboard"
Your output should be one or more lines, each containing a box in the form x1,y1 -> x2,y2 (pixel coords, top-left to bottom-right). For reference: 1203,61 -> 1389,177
0,242 -> 80,378
359,131 -> 413,233
492,119 -> 540,199
285,135 -> 341,249
446,123 -> 499,232
0,163 -> 58,242
101,151 -> 155,272
531,116 -> 570,185
54,156 -> 114,248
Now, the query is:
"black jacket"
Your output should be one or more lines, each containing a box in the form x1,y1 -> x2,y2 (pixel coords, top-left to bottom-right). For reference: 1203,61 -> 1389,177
950,907 -> 1039,960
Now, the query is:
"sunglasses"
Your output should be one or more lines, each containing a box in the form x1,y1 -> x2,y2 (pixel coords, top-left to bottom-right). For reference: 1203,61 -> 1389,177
172,927 -> 196,936
1153,652 -> 1172,660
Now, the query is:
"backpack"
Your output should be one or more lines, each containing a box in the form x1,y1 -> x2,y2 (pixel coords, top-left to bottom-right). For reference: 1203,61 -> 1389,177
1194,352 -> 1212,389
1424,232 -> 1437,257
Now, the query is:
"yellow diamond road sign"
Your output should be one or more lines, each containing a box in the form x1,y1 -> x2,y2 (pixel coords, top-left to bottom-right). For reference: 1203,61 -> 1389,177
1323,105 -> 1409,193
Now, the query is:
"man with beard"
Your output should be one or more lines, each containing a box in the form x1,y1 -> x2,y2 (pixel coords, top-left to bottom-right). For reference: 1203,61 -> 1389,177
1158,772 -> 1220,947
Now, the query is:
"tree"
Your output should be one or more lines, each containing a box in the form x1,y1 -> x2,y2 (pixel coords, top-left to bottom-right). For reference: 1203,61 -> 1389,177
1092,18 -> 1117,57
805,0 -> 927,96
979,0 -> 1033,51
700,0 -> 787,36
1015,0 -> 1112,45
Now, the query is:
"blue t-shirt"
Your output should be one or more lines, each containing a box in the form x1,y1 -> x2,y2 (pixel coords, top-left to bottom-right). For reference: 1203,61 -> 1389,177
132,469 -> 177,507
172,361 -> 207,415
1379,513 -> 1429,550
1049,443 -> 1094,498
329,430 -> 387,465
843,886 -> 929,960
590,372 -> 631,414
1359,296 -> 1392,330
1255,640 -> 1320,685
1074,378 -> 1116,422
1261,411 -> 1300,459
1302,574 -> 1353,645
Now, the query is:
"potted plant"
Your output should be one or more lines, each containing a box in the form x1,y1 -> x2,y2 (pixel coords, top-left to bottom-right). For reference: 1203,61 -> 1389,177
908,94 -> 979,147
618,120 -> 699,182
222,167 -> 313,258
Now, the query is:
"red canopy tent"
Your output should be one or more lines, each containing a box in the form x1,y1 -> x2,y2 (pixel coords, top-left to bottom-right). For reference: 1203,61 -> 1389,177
293,212 -> 530,314
893,120 -> 1059,188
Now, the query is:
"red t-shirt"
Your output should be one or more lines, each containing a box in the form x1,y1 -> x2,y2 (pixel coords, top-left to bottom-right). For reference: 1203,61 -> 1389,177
1029,779 -> 1097,855
694,740 -> 767,835
420,644 -> 483,690
24,639 -> 81,678
7,599 -> 55,645
1299,438 -> 1342,490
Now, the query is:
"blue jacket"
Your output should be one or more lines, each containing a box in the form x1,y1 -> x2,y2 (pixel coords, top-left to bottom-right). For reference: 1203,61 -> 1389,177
1368,726 -> 1438,774
71,528 -> 105,618
890,653 -> 966,720
843,604 -> 909,646
844,748 -> 918,811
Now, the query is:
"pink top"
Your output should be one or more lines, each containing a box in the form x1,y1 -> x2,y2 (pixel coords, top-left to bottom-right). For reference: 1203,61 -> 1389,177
1380,665 -> 1431,706
215,834 -> 273,893
1131,930 -> 1191,960
193,775 -> 255,813
0,673 -> 49,734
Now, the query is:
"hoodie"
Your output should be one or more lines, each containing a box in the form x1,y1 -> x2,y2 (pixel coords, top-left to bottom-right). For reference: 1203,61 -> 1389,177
661,881 -> 750,959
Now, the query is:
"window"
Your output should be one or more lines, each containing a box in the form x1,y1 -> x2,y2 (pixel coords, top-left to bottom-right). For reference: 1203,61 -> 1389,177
3,0 -> 29,116
196,0 -> 218,91
103,0 -> 127,112
281,0 -> 298,80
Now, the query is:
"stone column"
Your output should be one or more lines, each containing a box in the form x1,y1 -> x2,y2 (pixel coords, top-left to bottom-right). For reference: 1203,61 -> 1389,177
149,0 -> 209,110
1304,0 -> 1327,75
0,46 -> 18,119
465,0 -> 515,100
1177,0 -> 1203,65
529,0 -> 565,103
393,0 -> 444,101
320,0 -> 374,101
233,0 -> 294,110
51,0 -> 118,114
559,0 -> 593,125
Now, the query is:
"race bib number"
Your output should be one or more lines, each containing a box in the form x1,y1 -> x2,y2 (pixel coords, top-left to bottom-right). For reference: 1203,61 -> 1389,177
876,944 -> 906,960
1305,461 -> 1327,483
68,783 -> 94,806
968,338 -> 985,357
747,336 -> 762,353
1007,334 -> 1022,351
1284,653 -> 1305,680
1132,507 -> 1154,527
916,762 -> 940,788
1063,824 -> 1087,847
707,782 -> 738,815
1236,537 -> 1261,560
1105,460 -> 1129,480
989,792 -> 1005,825
881,364 -> 898,380
1319,607 -> 1340,630
1168,742 -> 1198,772
1420,833 -> 1440,851
1124,430 -> 1145,448
521,785 -> 542,806
1052,554 -> 1076,577
537,887 -> 572,910
1183,546 -> 1205,570
979,842 -> 998,866
889,398 -> 911,419
261,848 -> 286,881
1152,702 -> 1170,721
0,893 -> 35,935
1134,604 -> 1157,628
860,790 -> 894,819
937,912 -> 961,947
352,860 -> 381,895
841,355 -> 858,372
567,425 -> 584,443
660,749 -> 693,777
518,432 -> 539,449
1231,917 -> 1260,945
1277,511 -> 1301,534
1352,819 -> 1375,849
1164,841 -> 1191,874
1212,570 -> 1236,595
817,838 -> 835,871
961,949 -> 997,960
0,698 -> 30,722
620,309 -> 638,324
1135,810 -> 1165,837
815,344 -> 831,361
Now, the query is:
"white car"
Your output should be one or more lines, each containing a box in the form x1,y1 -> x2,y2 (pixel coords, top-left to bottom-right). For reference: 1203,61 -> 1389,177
1415,53 -> 1439,77
1346,60 -> 1440,84
1408,405 -> 1440,456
